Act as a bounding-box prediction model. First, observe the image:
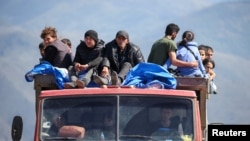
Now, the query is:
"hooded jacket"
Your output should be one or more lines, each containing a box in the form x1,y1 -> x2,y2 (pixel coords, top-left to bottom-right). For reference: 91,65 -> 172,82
73,39 -> 105,69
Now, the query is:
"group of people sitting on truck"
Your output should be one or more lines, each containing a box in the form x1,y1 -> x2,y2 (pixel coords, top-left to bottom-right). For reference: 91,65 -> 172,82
33,23 -> 217,93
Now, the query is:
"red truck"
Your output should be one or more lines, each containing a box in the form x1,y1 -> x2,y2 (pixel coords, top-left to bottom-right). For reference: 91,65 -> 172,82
12,75 -> 210,141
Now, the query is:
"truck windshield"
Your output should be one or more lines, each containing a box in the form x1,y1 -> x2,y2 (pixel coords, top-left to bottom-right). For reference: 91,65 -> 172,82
41,96 -> 194,141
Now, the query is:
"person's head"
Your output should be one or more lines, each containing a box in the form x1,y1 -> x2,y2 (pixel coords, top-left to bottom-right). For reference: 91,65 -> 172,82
165,23 -> 180,40
39,42 -> 45,57
203,58 -> 215,73
198,45 -> 207,61
103,112 -> 114,129
182,31 -> 194,42
61,38 -> 72,49
53,113 -> 66,128
40,26 -> 57,46
84,30 -> 98,48
179,30 -> 194,46
115,30 -> 129,50
160,105 -> 173,127
205,46 -> 214,59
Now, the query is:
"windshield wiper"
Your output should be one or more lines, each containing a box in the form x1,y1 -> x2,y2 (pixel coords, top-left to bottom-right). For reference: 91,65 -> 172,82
119,135 -> 157,141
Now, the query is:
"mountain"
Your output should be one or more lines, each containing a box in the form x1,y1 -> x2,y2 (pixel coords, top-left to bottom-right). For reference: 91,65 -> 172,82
178,1 -> 250,58
176,1 -> 250,124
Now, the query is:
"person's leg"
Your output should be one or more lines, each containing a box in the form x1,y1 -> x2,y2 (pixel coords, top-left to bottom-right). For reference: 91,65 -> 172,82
76,68 -> 94,88
64,65 -> 77,89
92,67 -> 111,86
93,74 -> 111,86
111,62 -> 132,85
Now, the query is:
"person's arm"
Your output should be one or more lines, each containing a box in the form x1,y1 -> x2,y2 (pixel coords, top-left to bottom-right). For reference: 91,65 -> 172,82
208,69 -> 216,80
58,126 -> 85,139
87,48 -> 103,68
169,51 -> 198,67
133,47 -> 145,64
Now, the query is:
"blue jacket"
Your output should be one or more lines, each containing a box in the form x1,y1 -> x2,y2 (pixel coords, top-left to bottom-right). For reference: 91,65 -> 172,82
176,41 -> 206,77
122,62 -> 177,89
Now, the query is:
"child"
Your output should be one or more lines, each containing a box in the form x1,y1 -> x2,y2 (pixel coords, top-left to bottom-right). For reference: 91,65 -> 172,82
203,58 -> 217,94
198,45 -> 207,61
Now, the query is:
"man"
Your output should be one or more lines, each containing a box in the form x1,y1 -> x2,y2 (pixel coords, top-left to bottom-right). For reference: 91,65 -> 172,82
93,30 -> 145,86
40,26 -> 72,69
149,105 -> 180,136
205,45 -> 214,59
61,38 -> 74,60
64,30 -> 105,88
147,23 -> 197,68
101,112 -> 115,140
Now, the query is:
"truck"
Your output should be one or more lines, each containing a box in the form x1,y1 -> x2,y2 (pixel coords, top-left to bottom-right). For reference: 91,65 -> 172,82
11,74 -> 210,141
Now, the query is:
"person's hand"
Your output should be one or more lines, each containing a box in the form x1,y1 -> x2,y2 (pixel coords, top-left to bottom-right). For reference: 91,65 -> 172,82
75,63 -> 88,72
79,64 -> 88,71
190,60 -> 198,68
74,63 -> 81,72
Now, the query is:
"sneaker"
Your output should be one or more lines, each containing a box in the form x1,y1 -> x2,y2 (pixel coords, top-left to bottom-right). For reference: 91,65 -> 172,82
93,75 -> 109,85
76,80 -> 85,88
64,82 -> 75,89
111,71 -> 121,85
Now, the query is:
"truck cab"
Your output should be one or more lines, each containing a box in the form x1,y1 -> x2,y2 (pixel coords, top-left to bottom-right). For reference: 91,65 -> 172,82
12,75 -> 209,141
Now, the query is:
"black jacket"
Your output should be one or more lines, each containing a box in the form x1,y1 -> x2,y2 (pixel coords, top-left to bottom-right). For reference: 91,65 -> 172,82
73,39 -> 105,69
101,40 -> 145,72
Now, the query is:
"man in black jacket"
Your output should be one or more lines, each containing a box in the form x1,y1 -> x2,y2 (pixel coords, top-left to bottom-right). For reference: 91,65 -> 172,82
64,30 -> 105,88
93,30 -> 145,86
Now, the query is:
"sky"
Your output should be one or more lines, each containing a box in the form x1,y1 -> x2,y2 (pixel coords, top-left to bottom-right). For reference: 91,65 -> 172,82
0,0 -> 247,141
0,0 -> 229,56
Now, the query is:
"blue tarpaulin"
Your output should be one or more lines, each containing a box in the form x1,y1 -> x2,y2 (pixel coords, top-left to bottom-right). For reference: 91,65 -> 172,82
25,61 -> 70,89
122,62 -> 177,89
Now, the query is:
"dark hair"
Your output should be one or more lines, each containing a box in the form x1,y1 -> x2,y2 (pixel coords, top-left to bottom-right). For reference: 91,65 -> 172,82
198,45 -> 207,51
103,111 -> 113,120
206,45 -> 214,52
203,58 -> 215,68
39,42 -> 45,49
178,31 -> 194,46
165,23 -> 180,36
61,38 -> 72,47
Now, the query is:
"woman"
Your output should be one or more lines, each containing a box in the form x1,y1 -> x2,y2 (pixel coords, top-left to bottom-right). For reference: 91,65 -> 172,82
175,31 -> 206,77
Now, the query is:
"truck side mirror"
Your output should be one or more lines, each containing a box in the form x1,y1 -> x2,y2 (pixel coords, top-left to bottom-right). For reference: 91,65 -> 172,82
11,116 -> 23,141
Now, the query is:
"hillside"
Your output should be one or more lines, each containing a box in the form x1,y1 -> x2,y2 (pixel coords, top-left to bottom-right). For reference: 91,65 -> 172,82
176,1 -> 250,124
